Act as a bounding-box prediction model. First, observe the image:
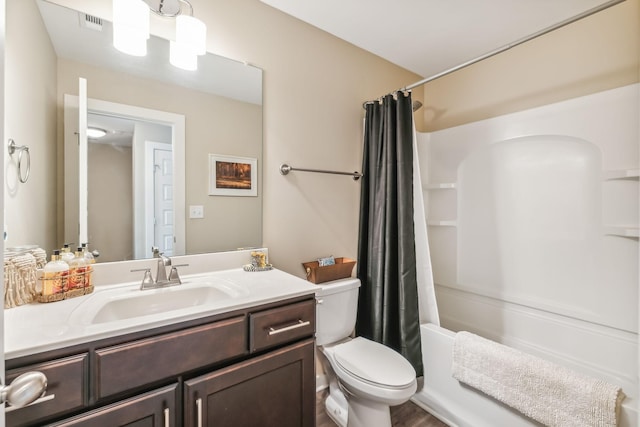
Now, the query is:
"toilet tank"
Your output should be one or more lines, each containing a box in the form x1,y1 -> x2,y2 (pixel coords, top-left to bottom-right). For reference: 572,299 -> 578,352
315,278 -> 360,346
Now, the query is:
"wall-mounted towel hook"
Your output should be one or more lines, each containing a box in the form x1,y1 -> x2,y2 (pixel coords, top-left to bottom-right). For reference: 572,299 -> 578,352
7,139 -> 30,183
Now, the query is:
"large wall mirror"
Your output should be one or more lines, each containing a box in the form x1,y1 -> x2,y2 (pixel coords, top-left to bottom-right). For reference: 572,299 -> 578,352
5,0 -> 263,262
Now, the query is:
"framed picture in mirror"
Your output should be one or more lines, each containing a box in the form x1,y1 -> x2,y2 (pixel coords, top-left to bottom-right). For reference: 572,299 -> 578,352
208,154 -> 258,196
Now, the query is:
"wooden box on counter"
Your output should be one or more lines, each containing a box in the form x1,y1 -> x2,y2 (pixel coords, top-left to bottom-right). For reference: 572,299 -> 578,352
302,258 -> 356,284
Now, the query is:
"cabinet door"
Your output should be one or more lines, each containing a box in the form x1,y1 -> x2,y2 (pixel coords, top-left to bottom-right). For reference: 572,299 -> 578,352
184,339 -> 315,427
51,383 -> 177,427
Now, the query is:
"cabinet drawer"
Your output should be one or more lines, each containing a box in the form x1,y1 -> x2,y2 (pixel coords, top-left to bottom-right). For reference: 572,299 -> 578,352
95,315 -> 247,399
250,299 -> 315,352
6,353 -> 89,427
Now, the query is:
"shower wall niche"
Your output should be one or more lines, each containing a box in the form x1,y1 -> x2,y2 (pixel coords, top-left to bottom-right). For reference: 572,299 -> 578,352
417,84 -> 639,413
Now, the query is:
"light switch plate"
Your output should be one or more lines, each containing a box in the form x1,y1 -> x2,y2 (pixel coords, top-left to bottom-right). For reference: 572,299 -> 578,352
189,205 -> 204,219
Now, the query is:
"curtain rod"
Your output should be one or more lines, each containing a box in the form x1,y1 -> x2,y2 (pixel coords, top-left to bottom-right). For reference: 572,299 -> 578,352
365,0 -> 626,104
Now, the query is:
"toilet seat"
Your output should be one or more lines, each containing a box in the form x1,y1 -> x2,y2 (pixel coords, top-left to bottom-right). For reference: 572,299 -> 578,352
332,337 -> 416,389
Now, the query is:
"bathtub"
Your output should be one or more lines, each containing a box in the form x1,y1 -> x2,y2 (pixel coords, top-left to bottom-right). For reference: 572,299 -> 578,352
411,324 -> 636,427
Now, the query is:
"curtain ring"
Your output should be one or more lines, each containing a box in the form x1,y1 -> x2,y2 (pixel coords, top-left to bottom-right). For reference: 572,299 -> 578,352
8,139 -> 31,183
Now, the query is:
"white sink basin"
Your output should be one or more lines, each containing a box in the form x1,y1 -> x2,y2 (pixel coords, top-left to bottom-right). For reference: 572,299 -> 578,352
71,278 -> 252,326
91,285 -> 237,324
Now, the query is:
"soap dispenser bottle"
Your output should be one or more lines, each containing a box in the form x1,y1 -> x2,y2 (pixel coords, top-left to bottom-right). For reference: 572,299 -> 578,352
68,247 -> 87,292
81,243 -> 95,264
60,244 -> 74,264
41,250 -> 68,296
81,243 -> 94,288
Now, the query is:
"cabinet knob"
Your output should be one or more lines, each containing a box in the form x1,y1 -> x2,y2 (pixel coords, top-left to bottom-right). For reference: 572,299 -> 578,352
1,371 -> 47,409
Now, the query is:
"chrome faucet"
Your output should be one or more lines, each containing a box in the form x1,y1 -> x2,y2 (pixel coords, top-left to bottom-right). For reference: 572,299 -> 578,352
131,249 -> 189,290
154,251 -> 172,284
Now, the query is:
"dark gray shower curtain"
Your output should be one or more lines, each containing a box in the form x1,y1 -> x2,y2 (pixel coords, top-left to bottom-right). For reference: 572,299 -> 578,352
356,92 -> 423,376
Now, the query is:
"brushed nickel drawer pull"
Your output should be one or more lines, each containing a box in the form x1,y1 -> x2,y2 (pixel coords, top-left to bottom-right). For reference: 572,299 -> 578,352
5,394 -> 55,413
268,320 -> 310,336
164,407 -> 170,427
196,397 -> 203,427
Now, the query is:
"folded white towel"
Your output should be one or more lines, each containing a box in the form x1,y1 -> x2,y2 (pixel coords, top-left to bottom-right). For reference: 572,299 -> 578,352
452,331 -> 625,427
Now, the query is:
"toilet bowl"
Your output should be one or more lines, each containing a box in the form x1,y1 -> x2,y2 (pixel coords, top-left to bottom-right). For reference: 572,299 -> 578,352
323,337 -> 417,406
315,279 -> 418,427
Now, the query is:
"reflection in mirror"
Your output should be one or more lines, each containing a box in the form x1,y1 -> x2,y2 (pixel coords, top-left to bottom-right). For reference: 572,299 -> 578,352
88,114 -> 174,262
63,94 -> 186,262
88,113 -> 145,261
6,0 -> 263,261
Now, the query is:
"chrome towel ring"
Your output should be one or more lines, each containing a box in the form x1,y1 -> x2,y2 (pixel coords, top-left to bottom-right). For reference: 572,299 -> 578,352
8,139 -> 30,183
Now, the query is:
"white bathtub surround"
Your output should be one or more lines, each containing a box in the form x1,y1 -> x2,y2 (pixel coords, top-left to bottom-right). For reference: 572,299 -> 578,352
414,83 -> 638,426
452,331 -> 624,427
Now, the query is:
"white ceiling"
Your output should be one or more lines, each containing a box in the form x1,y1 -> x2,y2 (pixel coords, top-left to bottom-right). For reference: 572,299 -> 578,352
260,0 -> 617,79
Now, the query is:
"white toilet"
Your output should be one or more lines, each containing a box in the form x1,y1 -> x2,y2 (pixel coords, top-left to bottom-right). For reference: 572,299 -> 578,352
315,278 -> 417,427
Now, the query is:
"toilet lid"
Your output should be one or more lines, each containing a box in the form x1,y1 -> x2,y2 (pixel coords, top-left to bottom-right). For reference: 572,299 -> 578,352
332,337 -> 416,388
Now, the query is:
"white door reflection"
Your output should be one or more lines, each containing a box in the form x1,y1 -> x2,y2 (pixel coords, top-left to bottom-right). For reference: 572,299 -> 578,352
149,142 -> 174,257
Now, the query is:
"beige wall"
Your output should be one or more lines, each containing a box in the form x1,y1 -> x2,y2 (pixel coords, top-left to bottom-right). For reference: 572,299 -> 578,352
421,0 -> 640,131
201,0 -> 423,275
4,0 -> 57,252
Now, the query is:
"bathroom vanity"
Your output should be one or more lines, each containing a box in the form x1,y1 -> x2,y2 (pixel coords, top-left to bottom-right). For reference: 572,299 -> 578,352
4,252 -> 317,426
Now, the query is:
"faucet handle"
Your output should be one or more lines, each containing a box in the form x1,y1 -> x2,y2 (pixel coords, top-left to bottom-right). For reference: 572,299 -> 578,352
168,264 -> 189,283
131,268 -> 154,289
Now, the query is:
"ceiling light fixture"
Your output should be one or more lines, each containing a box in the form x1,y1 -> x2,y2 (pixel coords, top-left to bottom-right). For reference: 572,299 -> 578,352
112,0 -> 206,71
87,127 -> 108,139
112,0 -> 149,56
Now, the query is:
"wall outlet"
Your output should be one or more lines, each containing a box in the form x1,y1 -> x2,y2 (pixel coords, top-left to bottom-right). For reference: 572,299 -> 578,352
189,205 -> 204,219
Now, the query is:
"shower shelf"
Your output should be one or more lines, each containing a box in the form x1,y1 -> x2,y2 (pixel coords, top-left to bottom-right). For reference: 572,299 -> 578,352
603,226 -> 639,238
424,183 -> 457,190
602,169 -> 639,180
427,220 -> 457,227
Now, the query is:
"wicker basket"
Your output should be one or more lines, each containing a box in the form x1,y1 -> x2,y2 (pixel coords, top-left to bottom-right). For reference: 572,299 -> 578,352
302,257 -> 356,284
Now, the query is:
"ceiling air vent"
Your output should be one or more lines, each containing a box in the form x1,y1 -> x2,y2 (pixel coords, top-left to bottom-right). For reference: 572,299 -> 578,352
79,13 -> 103,32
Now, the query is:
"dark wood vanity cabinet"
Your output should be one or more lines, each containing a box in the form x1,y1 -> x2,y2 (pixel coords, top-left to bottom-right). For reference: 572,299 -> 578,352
6,295 -> 316,427
184,339 -> 315,427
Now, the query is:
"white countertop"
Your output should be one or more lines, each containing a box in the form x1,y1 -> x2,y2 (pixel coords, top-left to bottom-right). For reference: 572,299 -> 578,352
5,264 -> 318,360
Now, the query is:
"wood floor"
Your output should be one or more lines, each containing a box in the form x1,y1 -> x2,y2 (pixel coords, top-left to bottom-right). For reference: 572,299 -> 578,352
315,389 -> 449,427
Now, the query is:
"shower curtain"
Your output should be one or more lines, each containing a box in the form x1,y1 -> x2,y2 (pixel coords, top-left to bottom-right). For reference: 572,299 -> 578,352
356,92 -> 438,376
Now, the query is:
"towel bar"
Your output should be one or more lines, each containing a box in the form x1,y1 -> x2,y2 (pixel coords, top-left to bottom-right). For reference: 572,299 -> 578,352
279,163 -> 362,181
